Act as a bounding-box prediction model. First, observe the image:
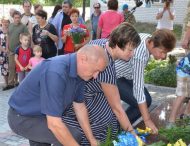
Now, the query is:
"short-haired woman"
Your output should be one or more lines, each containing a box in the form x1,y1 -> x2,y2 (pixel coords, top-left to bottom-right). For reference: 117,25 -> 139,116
63,23 -> 141,145
32,10 -> 58,59
96,0 -> 124,39
62,8 -> 90,54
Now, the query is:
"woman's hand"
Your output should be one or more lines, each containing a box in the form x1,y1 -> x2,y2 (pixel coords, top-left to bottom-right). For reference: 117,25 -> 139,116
144,119 -> 158,134
40,30 -> 49,37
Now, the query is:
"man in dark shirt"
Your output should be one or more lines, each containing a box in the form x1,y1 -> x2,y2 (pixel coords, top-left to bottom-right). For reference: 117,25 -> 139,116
8,45 -> 108,146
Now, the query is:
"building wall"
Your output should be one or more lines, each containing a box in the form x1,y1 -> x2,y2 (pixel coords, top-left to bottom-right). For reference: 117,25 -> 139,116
91,0 -> 189,25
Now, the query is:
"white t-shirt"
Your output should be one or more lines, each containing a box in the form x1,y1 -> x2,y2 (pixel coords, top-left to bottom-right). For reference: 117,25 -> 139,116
156,8 -> 175,30
21,15 -> 31,26
29,16 -> 38,27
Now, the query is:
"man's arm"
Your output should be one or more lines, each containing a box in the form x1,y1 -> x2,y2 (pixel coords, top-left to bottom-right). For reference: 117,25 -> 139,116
138,103 -> 157,134
156,8 -> 165,20
96,26 -> 101,39
182,26 -> 190,49
133,58 -> 158,134
73,102 -> 99,146
96,14 -> 103,39
46,116 -> 80,146
168,8 -> 175,20
101,83 -> 134,133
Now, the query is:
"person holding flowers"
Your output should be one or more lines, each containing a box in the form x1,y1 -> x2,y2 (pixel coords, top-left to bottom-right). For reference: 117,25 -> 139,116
62,8 -> 90,54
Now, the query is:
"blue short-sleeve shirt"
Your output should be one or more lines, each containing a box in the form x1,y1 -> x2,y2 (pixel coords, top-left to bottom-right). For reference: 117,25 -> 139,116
8,53 -> 85,117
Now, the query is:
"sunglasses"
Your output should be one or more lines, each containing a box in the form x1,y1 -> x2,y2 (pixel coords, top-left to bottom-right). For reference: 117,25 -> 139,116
94,7 -> 100,9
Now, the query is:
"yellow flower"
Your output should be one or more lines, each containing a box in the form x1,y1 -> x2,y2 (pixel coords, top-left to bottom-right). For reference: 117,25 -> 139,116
177,139 -> 186,146
167,143 -> 172,146
136,136 -> 145,146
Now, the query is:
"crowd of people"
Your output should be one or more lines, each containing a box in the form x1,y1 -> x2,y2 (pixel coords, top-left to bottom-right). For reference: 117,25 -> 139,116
0,0 -> 189,145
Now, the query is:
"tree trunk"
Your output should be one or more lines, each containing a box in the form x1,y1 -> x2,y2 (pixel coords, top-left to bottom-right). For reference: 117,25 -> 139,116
82,0 -> 86,21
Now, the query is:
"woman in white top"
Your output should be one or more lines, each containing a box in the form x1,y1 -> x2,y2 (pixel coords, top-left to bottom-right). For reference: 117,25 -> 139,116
156,0 -> 175,31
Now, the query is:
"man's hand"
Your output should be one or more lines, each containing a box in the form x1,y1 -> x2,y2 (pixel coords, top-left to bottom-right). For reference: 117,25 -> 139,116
47,116 -> 80,146
181,39 -> 189,49
144,119 -> 158,134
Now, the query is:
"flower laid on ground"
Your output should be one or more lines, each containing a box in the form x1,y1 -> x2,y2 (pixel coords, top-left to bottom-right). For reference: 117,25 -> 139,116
167,139 -> 187,146
135,127 -> 152,143
101,117 -> 190,146
68,26 -> 86,45
112,132 -> 139,146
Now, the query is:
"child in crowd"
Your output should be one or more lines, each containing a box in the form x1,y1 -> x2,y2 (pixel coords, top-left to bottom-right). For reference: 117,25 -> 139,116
28,45 -> 44,69
15,33 -> 32,83
168,53 -> 190,127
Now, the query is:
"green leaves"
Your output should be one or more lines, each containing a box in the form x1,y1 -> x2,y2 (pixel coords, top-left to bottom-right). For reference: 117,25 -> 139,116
100,127 -> 114,146
145,57 -> 177,87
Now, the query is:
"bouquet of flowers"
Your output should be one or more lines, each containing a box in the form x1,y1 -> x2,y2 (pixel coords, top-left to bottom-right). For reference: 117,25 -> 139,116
68,26 -> 86,45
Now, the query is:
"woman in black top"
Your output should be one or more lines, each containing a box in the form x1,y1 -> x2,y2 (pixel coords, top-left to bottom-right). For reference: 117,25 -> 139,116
32,10 -> 58,59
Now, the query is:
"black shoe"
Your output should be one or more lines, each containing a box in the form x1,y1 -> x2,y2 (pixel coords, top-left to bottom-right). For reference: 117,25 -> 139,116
2,85 -> 15,91
14,83 -> 19,87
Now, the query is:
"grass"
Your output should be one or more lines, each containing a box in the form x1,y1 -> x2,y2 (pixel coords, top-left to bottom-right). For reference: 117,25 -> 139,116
134,22 -> 182,40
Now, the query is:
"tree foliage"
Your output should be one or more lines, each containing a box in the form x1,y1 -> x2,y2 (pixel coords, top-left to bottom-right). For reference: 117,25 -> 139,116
0,0 -> 90,7
0,0 -> 39,4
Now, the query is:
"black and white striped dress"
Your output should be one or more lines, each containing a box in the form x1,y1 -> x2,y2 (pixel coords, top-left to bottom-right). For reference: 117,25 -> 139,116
62,39 -> 119,145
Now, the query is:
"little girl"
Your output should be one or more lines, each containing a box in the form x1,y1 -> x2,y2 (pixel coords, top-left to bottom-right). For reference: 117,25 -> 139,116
28,45 -> 44,69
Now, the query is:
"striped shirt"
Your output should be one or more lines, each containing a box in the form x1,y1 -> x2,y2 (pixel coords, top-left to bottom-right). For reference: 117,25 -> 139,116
115,33 -> 151,103
62,39 -> 119,145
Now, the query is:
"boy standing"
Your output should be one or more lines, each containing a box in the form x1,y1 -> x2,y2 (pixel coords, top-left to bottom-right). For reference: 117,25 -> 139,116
3,11 -> 28,90
15,33 -> 32,83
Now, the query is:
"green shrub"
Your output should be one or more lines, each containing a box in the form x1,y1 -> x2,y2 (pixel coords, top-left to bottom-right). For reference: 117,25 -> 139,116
145,56 -> 177,87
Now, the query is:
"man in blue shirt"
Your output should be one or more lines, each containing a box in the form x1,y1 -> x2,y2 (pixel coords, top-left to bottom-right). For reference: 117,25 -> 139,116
8,45 -> 108,146
52,1 -> 85,55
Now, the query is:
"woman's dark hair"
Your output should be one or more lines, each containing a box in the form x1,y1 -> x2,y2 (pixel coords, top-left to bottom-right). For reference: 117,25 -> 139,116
107,0 -> 118,10
36,10 -> 47,20
149,29 -> 176,52
109,22 -> 141,50
70,8 -> 80,16
51,4 -> 62,18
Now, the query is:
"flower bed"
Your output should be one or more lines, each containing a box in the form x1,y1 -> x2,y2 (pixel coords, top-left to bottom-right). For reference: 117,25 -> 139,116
100,118 -> 190,146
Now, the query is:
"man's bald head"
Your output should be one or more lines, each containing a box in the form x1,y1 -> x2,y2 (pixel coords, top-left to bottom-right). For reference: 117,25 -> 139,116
77,45 -> 109,81
78,45 -> 109,66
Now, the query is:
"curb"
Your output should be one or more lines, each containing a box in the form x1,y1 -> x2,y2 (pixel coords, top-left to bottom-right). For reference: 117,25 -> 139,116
145,84 -> 176,93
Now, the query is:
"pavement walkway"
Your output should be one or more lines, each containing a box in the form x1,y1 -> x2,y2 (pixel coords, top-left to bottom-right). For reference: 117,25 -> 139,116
0,47 -> 185,146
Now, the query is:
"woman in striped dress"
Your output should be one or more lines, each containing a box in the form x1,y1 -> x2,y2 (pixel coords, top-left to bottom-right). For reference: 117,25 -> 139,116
62,22 -> 141,145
